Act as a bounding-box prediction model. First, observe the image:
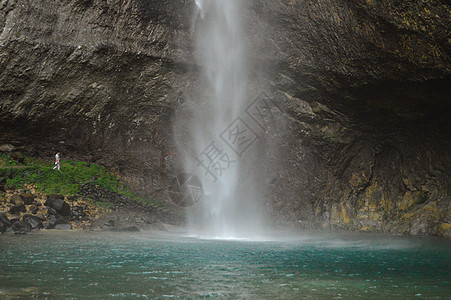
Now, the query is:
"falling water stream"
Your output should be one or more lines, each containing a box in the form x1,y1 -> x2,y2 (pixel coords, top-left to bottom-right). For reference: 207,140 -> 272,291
178,0 -> 266,238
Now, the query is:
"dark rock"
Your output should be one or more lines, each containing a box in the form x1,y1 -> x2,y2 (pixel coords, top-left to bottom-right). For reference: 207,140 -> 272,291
10,151 -> 25,164
44,215 -> 57,229
0,222 -> 5,233
10,194 -> 24,205
10,218 -> 20,224
29,204 -> 39,214
0,212 -> 11,226
23,214 -> 43,230
47,207 -> 57,215
66,195 -> 78,202
5,185 -> 16,191
55,215 -> 69,225
45,197 -> 71,216
11,221 -> 32,234
47,194 -> 65,201
107,225 -> 140,232
43,215 -> 68,229
72,205 -> 85,214
20,193 -> 35,205
54,224 -> 72,230
104,219 -> 115,227
9,204 -> 26,215
70,206 -> 86,220
121,226 -> 140,232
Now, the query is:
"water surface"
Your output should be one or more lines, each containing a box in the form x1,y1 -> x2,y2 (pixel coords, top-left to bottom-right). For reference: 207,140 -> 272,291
0,231 -> 450,299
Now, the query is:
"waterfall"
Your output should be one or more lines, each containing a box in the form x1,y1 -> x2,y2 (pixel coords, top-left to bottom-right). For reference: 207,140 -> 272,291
174,0 -> 267,238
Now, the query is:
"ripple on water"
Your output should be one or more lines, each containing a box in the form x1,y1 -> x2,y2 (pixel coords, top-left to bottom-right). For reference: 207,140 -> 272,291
0,231 -> 450,299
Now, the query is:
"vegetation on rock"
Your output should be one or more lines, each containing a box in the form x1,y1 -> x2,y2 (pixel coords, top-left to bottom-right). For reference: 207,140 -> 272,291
0,153 -> 160,208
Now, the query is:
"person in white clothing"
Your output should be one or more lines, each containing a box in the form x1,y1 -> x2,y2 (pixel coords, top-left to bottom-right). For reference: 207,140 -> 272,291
53,152 -> 60,170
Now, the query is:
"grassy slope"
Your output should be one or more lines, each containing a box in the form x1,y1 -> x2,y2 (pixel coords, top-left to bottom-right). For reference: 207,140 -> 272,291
0,153 -> 162,209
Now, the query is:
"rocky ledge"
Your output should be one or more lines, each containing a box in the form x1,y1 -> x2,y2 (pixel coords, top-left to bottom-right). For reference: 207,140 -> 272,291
0,183 -> 182,234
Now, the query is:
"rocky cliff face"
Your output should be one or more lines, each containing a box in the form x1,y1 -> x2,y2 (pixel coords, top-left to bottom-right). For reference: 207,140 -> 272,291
1,0 -> 450,236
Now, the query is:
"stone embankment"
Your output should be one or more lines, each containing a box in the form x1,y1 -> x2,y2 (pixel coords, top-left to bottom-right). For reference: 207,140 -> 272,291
0,183 -> 106,234
0,182 -> 181,234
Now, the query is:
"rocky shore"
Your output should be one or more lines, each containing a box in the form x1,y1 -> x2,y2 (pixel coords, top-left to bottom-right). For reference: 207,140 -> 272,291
0,182 -> 183,235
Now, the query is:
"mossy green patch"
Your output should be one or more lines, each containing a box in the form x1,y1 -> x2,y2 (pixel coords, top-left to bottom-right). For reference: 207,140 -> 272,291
0,153 -> 161,208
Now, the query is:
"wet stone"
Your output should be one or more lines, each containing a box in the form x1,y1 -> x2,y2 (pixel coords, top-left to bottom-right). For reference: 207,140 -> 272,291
23,214 -> 44,229
11,221 -> 32,234
10,151 -> 25,164
9,204 -> 26,215
20,193 -> 35,205
10,194 -> 24,206
29,204 -> 39,214
5,185 -> 15,191
45,197 -> 71,216
0,212 -> 11,226
54,224 -> 72,230
47,207 -> 57,215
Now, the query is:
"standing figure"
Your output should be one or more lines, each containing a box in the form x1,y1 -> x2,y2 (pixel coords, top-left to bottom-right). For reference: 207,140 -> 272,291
53,152 -> 60,171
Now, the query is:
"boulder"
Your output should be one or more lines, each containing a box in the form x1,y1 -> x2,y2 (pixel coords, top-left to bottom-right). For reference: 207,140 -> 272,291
10,151 -> 25,164
70,206 -> 87,221
107,225 -> 140,232
121,226 -> 140,232
0,144 -> 14,152
29,204 -> 39,214
72,205 -> 85,215
5,184 -> 15,191
45,214 -> 68,229
43,215 -> 57,229
66,195 -> 78,202
54,224 -> 72,230
20,193 -> 35,205
47,207 -> 57,215
23,214 -> 43,230
10,194 -> 24,206
0,212 -> 11,226
104,219 -> 115,227
45,196 -> 71,216
11,221 -> 32,234
47,194 -> 65,201
9,204 -> 26,215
